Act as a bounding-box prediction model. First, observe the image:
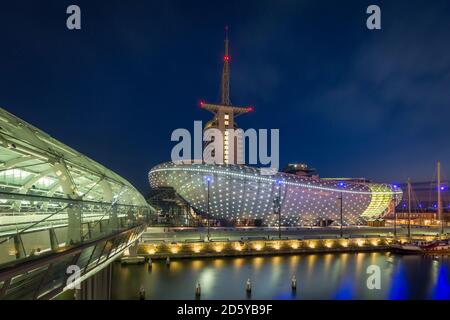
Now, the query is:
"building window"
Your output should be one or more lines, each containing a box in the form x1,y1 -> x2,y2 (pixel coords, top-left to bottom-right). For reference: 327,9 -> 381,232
224,120 -> 229,126
224,114 -> 229,120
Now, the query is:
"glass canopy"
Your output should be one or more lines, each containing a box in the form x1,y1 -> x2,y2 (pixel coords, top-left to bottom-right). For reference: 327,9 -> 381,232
0,107 -> 152,266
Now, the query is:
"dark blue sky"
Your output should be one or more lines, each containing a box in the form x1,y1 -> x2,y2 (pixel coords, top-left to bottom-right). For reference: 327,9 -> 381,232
1,0 -> 449,192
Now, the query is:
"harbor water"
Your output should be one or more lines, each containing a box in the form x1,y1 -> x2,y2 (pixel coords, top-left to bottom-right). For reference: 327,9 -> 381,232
111,252 -> 450,300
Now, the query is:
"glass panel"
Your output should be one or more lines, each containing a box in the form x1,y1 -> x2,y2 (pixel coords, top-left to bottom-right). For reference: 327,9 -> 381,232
97,241 -> 114,265
54,227 -> 67,248
84,241 -> 107,272
4,265 -> 48,300
35,255 -> 74,299
76,246 -> 95,271
0,237 -> 17,265
21,230 -> 52,257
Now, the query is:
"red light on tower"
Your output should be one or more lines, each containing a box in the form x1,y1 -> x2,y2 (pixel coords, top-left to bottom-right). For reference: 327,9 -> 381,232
247,106 -> 254,112
224,55 -> 230,61
199,100 -> 205,108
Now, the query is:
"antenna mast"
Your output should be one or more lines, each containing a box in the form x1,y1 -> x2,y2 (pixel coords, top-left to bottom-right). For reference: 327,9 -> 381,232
221,26 -> 231,106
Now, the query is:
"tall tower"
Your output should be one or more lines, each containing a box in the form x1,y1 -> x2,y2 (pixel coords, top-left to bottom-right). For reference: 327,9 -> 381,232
200,27 -> 253,164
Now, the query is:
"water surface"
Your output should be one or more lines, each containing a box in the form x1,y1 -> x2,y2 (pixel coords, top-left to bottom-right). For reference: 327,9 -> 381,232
111,253 -> 450,300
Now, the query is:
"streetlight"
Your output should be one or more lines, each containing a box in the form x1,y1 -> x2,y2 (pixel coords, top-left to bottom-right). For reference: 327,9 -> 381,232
204,175 -> 213,241
338,182 -> 345,238
407,178 -> 412,240
274,179 -> 284,239
392,185 -> 398,239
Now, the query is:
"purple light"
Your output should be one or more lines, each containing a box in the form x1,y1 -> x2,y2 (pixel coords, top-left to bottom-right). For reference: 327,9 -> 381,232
338,182 -> 346,187
392,184 -> 398,189
276,179 -> 284,185
204,175 -> 213,183
440,186 -> 445,191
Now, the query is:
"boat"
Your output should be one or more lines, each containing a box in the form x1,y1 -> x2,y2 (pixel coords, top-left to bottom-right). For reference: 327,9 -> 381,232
389,241 -> 424,254
390,239 -> 450,255
390,163 -> 449,255
421,240 -> 450,254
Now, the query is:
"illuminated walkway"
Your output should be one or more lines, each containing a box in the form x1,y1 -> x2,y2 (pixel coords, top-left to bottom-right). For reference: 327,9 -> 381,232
142,226 -> 450,242
138,226 -> 450,261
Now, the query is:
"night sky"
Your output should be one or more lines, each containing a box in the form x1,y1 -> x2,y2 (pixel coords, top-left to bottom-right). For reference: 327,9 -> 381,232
1,0 -> 449,193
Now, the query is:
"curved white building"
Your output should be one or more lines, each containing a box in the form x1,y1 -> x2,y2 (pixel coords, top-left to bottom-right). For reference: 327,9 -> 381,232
149,162 -> 402,226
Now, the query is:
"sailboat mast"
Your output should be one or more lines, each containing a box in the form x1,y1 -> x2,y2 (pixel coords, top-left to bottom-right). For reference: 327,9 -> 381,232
407,178 -> 411,240
437,161 -> 443,235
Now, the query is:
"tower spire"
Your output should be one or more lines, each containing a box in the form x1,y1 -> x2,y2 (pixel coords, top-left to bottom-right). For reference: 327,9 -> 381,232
221,26 -> 231,106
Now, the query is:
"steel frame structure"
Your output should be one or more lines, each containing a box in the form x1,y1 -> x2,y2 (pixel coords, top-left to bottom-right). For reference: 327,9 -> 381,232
0,223 -> 146,300
0,107 -> 154,299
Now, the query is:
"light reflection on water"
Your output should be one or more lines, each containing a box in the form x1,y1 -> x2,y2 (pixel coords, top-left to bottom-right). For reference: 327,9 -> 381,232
111,253 -> 450,300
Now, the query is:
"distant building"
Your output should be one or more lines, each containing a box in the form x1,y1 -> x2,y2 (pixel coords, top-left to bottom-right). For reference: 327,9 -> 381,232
147,187 -> 199,226
396,180 -> 450,212
322,177 -> 373,184
282,163 -> 317,177
388,180 -> 450,225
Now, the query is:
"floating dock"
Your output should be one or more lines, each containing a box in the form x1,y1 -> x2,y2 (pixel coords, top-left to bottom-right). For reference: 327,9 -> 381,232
120,256 -> 146,265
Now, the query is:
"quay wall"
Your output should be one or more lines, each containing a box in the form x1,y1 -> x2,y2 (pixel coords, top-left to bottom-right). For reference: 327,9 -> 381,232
134,236 -> 437,260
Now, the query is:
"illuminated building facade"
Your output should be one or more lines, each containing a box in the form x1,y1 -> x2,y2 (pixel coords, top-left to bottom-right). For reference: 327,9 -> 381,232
150,29 -> 403,226
149,162 -> 403,226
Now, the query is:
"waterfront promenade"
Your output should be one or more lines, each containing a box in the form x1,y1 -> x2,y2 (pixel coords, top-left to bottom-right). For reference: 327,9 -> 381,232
142,225 -> 448,242
132,226 -> 450,260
